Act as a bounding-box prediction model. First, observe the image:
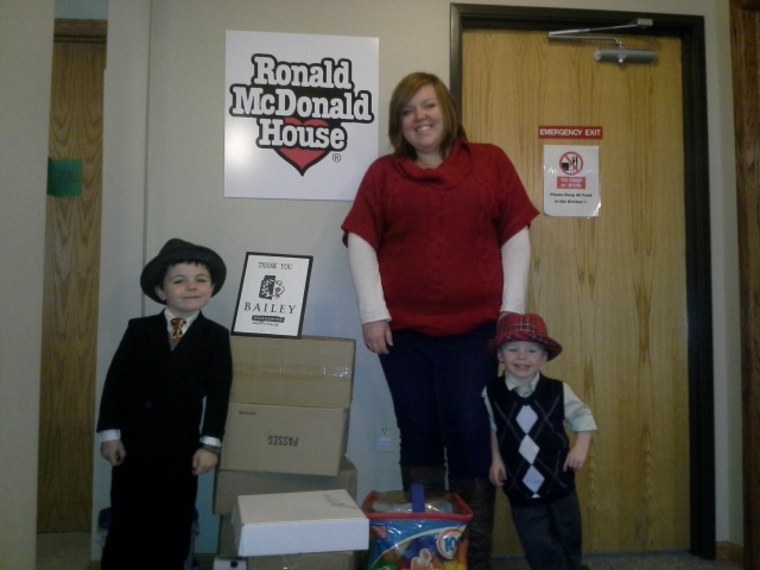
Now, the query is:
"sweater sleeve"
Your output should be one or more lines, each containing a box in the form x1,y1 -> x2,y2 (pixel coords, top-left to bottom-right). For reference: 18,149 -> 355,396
482,386 -> 497,431
347,232 -> 392,324
501,227 -> 531,314
564,383 -> 598,432
199,322 -> 233,440
96,322 -> 135,433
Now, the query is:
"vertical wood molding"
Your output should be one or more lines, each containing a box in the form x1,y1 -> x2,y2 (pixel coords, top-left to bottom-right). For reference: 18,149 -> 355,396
736,0 -> 760,10
730,2 -> 760,568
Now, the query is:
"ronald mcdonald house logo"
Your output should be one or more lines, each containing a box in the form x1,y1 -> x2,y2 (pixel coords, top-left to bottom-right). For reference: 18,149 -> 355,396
228,53 -> 375,175
225,31 -> 378,201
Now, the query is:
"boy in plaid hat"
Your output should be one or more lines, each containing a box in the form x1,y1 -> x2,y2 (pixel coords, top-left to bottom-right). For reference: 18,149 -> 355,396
483,313 -> 596,569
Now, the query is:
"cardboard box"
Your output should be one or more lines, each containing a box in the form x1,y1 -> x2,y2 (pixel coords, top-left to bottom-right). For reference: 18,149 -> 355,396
246,552 -> 355,570
218,515 -> 244,557
214,457 -> 358,515
221,403 -> 347,476
218,515 -> 357,569
230,335 -> 355,408
214,553 -> 353,570
232,490 -> 369,556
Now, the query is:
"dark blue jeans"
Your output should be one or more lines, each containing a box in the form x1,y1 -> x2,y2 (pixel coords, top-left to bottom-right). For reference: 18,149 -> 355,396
379,322 -> 497,480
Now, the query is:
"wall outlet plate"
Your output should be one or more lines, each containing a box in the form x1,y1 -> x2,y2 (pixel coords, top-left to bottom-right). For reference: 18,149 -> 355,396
376,419 -> 395,452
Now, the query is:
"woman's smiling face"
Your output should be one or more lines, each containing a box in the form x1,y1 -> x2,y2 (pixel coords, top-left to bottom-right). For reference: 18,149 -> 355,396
400,84 -> 445,156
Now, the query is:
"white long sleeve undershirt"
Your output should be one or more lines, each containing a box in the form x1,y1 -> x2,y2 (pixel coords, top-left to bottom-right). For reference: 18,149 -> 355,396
346,227 -> 531,325
347,233 -> 392,324
501,226 -> 531,314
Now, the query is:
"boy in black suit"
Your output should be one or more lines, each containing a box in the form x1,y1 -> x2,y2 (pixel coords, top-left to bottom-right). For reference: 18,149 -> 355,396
97,238 -> 232,569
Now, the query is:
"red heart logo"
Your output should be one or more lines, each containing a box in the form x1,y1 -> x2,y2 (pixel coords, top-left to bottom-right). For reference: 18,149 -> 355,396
275,117 -> 330,175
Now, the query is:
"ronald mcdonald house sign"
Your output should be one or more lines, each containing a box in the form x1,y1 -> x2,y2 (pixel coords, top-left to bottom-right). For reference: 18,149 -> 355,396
225,31 -> 379,201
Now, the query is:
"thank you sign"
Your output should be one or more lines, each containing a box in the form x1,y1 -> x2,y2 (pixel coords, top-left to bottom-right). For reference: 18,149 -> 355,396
232,253 -> 313,338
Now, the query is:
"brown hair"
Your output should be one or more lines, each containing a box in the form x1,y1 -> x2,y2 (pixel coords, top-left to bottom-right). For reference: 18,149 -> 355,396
388,72 -> 467,160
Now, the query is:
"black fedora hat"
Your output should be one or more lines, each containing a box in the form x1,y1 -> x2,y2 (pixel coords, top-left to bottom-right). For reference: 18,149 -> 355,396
140,238 -> 227,304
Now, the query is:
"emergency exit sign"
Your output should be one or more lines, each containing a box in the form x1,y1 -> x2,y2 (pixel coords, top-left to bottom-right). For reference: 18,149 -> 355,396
538,125 -> 603,139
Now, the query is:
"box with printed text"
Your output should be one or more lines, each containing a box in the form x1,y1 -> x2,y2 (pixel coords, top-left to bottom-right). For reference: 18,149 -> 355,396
221,402 -> 347,476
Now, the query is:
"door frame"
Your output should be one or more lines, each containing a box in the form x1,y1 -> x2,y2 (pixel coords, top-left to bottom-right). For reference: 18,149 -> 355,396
450,5 -> 714,558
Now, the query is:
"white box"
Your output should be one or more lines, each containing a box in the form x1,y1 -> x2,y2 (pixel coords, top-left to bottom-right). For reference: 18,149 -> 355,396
232,489 -> 369,556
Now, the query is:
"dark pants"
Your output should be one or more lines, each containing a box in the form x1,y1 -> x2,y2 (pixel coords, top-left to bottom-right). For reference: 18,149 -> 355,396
378,322 -> 496,480
102,456 -> 197,570
511,490 -> 584,570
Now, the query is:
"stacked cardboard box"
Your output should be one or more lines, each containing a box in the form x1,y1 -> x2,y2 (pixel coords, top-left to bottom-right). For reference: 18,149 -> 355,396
214,335 -> 360,566
214,457 -> 358,516
220,335 -> 355,476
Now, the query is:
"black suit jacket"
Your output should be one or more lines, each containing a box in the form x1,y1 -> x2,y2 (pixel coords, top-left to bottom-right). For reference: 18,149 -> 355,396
97,311 -> 232,464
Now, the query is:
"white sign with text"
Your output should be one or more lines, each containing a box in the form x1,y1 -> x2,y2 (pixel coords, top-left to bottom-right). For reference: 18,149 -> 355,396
225,31 -> 379,200
543,145 -> 601,217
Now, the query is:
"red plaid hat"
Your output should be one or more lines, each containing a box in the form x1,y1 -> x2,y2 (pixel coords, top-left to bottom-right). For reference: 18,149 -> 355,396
489,313 -> 563,360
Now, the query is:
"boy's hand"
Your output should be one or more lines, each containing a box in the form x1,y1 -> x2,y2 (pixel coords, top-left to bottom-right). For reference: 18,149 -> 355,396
564,446 -> 588,472
564,431 -> 592,472
489,430 -> 507,487
489,460 -> 507,487
192,448 -> 218,476
100,440 -> 126,466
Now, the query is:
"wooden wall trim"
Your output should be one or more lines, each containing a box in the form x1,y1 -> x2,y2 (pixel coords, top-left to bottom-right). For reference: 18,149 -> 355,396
716,541 -> 745,567
730,1 -> 760,568
54,19 -> 107,42
736,0 -> 760,11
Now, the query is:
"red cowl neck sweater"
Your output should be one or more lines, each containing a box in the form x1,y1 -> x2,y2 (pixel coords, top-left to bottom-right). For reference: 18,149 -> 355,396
342,139 -> 538,336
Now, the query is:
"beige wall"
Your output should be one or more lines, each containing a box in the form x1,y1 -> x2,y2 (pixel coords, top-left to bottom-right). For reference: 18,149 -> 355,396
0,0 -> 740,565
0,1 -> 54,568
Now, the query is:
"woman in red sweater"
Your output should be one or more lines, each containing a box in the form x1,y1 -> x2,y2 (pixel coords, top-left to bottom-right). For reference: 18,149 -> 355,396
342,71 -> 538,570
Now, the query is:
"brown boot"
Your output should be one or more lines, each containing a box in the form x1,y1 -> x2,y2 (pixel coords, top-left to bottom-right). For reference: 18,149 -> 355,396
401,465 -> 447,493
450,478 -> 495,570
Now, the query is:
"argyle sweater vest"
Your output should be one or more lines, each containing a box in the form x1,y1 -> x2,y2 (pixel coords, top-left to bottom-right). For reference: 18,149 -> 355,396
486,374 -> 575,507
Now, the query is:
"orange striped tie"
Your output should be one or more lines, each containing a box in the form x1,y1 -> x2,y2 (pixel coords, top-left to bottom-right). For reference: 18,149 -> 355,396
170,317 -> 186,340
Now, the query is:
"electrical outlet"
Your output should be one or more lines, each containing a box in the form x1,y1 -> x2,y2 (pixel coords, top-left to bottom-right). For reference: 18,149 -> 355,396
376,419 -> 395,452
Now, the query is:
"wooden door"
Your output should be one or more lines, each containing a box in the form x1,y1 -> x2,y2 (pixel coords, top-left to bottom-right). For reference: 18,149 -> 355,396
37,20 -> 106,533
463,29 -> 689,554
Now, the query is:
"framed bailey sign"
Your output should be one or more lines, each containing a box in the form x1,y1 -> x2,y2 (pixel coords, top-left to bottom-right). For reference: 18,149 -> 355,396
232,252 -> 313,337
